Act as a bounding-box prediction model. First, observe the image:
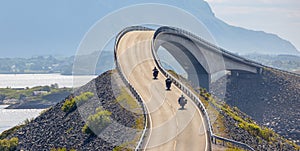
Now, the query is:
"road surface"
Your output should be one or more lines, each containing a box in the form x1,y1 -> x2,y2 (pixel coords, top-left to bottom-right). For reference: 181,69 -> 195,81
116,31 -> 208,151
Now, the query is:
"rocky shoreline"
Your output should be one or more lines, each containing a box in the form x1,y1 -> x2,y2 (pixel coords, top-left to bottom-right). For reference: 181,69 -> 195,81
3,70 -> 144,150
210,68 -> 300,146
221,104 -> 296,151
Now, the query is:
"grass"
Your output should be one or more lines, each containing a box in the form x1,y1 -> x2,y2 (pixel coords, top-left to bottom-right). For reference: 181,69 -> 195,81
115,88 -> 140,112
0,125 -> 24,140
50,148 -> 76,151
0,86 -> 71,101
112,87 -> 145,150
200,87 -> 300,150
200,88 -> 275,141
165,70 -> 300,150
82,107 -> 112,135
0,137 -> 18,151
112,143 -> 133,151
115,87 -> 144,130
0,117 -> 34,141
61,92 -> 94,113
225,148 -> 245,151
220,103 -> 275,141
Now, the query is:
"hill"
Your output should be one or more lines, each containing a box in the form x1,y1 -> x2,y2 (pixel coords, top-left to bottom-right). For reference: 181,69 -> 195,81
210,68 -> 300,146
1,67 -> 299,150
0,70 -> 145,150
0,51 -> 114,75
170,0 -> 299,55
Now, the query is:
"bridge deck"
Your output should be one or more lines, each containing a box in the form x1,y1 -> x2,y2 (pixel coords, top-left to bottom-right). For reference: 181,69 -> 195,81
116,31 -> 207,151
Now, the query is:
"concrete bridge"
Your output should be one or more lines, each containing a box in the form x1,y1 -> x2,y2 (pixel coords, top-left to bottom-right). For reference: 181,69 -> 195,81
114,26 -> 255,151
153,26 -> 263,91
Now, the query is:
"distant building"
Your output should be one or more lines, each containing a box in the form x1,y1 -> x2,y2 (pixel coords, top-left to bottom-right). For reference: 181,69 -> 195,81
32,91 -> 48,96
3,99 -> 20,104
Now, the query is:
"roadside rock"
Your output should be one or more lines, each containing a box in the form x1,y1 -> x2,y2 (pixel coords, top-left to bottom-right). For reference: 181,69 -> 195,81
211,69 -> 300,146
6,70 -> 144,150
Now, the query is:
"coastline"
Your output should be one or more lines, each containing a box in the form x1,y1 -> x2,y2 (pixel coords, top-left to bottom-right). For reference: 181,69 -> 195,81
0,73 -> 96,88
0,105 -> 44,133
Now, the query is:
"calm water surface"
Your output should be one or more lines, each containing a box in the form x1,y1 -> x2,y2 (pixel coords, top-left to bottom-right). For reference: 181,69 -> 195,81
0,105 -> 44,133
0,74 -> 96,88
0,74 -> 96,133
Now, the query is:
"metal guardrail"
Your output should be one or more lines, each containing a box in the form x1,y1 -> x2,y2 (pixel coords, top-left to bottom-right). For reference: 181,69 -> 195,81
114,26 -> 153,151
114,26 -> 262,150
154,26 -> 263,69
115,26 -> 299,151
155,26 -> 300,78
152,26 -> 255,151
262,66 -> 300,78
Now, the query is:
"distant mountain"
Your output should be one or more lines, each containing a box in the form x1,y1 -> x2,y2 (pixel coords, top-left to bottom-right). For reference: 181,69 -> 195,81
161,0 -> 300,55
242,54 -> 300,72
0,51 -> 114,75
1,0 -> 299,57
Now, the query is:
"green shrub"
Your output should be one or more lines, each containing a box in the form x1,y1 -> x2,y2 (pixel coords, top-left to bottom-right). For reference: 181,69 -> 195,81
82,108 -> 112,135
0,137 -> 18,151
113,146 -> 132,151
50,148 -> 76,151
61,98 -> 76,112
61,92 -> 94,112
0,125 -> 24,139
259,128 -> 273,141
220,102 -> 275,141
226,148 -> 245,151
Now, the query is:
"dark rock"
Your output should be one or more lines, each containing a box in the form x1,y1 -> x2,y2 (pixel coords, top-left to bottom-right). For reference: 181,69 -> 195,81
5,70 -> 144,150
210,69 -> 300,148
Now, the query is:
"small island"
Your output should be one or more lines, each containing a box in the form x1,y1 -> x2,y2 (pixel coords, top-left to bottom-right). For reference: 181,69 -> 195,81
0,84 -> 71,109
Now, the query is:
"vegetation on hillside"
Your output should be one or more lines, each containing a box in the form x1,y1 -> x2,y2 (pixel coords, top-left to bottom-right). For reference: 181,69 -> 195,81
112,87 -> 145,150
0,137 -> 18,151
0,117 -> 35,144
0,51 -> 114,75
0,70 -> 144,150
82,107 -> 112,135
61,92 -> 94,113
199,88 -> 300,150
0,85 -> 71,107
50,147 -> 76,151
115,88 -> 144,130
165,68 -> 300,150
0,125 -> 24,140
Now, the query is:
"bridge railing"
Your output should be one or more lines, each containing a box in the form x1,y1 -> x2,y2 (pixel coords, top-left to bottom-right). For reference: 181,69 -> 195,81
114,26 -> 153,151
152,26 -> 255,151
155,26 -> 300,78
154,26 -> 263,68
114,26 -> 299,151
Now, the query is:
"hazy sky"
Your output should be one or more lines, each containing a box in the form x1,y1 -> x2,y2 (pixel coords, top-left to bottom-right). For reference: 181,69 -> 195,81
205,0 -> 300,52
0,0 -> 299,57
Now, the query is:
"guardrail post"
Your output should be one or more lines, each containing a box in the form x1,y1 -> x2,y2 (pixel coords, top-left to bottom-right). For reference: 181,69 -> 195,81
152,26 -> 256,151
114,26 -> 154,151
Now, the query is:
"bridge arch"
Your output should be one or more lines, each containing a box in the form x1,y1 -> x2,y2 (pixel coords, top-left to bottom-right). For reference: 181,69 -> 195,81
155,37 -> 211,90
152,26 -> 262,91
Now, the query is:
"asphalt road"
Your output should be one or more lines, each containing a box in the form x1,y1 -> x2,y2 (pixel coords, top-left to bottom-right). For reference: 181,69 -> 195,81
116,31 -> 207,151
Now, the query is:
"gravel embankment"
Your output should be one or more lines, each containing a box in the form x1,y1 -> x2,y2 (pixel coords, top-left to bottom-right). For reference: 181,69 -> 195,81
211,69 -> 300,146
6,70 -> 144,150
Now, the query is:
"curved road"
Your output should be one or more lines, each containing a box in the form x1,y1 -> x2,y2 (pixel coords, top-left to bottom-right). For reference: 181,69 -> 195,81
116,31 -> 208,151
